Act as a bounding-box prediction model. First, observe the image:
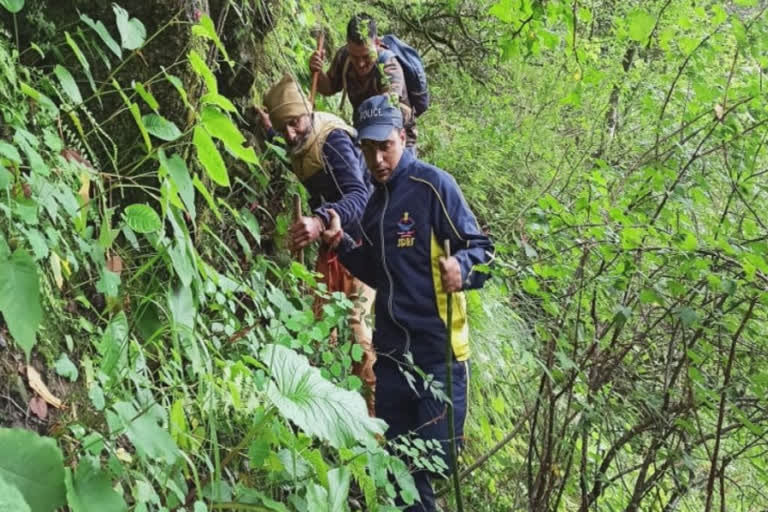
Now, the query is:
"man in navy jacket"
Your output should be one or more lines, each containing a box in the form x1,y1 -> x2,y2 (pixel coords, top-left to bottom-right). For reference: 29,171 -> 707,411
322,95 -> 494,511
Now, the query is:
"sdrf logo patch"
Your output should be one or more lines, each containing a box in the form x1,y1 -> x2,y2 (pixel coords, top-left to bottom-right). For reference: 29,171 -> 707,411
397,212 -> 415,248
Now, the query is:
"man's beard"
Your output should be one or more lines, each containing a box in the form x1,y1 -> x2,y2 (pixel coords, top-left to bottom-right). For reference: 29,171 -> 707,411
287,133 -> 309,153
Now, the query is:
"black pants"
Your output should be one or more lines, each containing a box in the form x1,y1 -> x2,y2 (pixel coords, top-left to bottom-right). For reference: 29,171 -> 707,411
375,358 -> 470,511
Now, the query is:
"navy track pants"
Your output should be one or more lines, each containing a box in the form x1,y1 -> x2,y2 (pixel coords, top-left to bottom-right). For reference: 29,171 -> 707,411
375,358 -> 470,512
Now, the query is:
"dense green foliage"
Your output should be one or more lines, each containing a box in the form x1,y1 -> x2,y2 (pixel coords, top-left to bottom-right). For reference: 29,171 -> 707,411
0,0 -> 767,511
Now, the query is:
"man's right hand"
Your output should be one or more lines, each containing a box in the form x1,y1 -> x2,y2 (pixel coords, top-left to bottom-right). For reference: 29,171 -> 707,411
253,106 -> 272,132
321,209 -> 343,248
309,48 -> 325,74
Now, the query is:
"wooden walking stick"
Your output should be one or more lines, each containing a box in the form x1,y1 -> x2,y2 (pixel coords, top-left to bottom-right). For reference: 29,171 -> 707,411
293,193 -> 304,266
309,31 -> 325,107
443,239 -> 464,512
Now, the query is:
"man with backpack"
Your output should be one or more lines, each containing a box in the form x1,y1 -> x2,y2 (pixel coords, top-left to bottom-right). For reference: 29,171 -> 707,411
309,13 -> 428,154
256,74 -> 377,415
321,95 -> 494,511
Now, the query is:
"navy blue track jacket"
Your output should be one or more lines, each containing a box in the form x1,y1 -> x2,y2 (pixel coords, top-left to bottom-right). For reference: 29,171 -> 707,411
337,150 -> 494,367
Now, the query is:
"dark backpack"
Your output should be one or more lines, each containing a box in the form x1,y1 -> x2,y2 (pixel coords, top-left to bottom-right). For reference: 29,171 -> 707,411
378,34 -> 430,117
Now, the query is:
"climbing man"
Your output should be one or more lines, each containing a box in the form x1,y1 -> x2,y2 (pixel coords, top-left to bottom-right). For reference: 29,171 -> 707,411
321,95 -> 494,511
256,73 -> 377,415
308,13 -> 419,153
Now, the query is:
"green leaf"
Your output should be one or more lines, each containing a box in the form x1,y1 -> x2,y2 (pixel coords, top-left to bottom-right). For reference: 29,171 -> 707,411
488,0 -> 515,23
123,204 -> 162,233
99,312 -> 129,382
65,31 -> 96,93
327,467 -> 352,512
188,50 -> 218,95
96,268 -> 121,298
81,14 -> 122,58
130,102 -> 152,152
201,92 -> 237,113
14,130 -> 48,176
133,82 -> 159,111
0,140 -> 21,163
0,0 -> 23,13
163,70 -> 190,109
201,107 -> 258,163
678,307 -> 699,327
53,65 -> 82,104
0,474 -> 31,512
390,457 -> 419,505
170,399 -> 188,450
627,9 -> 655,42
19,81 -> 57,115
193,174 -> 221,220
159,151 -> 196,219
0,428 -> 66,512
65,457 -> 128,512
108,401 -> 180,465
89,385 -> 106,410
262,344 -> 386,449
0,249 -> 41,359
248,440 -> 270,468
167,283 -> 195,337
193,125 -> 229,187
239,209 -> 261,246
113,4 -> 146,50
142,114 -> 182,141
192,14 -> 232,66
54,353 -> 79,382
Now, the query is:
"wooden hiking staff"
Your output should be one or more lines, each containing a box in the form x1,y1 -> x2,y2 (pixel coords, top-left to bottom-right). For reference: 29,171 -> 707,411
443,239 -> 464,512
293,193 -> 304,265
309,31 -> 325,107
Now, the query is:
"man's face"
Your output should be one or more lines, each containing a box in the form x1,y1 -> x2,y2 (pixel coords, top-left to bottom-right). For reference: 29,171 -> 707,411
361,128 -> 406,184
347,39 -> 377,78
281,114 -> 312,148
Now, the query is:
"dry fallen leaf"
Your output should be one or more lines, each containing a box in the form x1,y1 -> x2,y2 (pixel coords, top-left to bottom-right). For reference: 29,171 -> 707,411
78,172 -> 90,206
29,396 -> 48,420
27,365 -> 62,409
107,254 -> 123,275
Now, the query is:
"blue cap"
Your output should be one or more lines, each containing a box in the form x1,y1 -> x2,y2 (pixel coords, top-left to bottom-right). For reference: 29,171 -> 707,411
354,95 -> 403,141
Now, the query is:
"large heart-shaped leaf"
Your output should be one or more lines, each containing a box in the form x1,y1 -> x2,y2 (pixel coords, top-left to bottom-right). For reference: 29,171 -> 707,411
113,3 -> 146,50
0,474 -> 31,512
0,0 -> 24,14
123,203 -> 162,233
0,428 -> 66,512
0,249 -> 41,359
193,125 -> 229,187
262,344 -> 386,449
65,456 -> 128,512
142,114 -> 182,141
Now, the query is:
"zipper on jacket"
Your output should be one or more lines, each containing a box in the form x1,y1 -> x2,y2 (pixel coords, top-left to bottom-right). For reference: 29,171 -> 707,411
380,184 -> 412,355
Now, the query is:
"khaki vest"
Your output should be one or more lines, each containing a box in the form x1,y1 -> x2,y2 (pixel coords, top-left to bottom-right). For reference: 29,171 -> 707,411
291,113 -> 357,182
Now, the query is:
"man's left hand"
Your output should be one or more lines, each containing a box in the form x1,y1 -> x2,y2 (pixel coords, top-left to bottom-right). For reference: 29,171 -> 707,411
439,256 -> 463,293
290,215 -> 324,250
